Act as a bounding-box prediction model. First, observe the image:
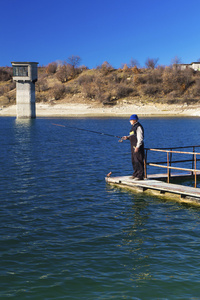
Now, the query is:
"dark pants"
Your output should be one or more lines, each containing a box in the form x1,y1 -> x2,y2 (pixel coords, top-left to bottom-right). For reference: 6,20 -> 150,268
131,146 -> 144,179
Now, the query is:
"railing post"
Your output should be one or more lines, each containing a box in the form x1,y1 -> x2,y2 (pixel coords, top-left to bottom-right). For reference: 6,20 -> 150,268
169,149 -> 172,179
194,153 -> 197,188
144,149 -> 148,179
192,146 -> 195,175
167,152 -> 170,183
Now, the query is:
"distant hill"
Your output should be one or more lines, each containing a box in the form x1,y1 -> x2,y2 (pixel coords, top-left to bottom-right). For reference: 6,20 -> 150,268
1,62 -> 200,108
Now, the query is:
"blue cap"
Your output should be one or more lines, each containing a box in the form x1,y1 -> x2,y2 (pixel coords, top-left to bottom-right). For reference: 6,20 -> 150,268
129,114 -> 138,121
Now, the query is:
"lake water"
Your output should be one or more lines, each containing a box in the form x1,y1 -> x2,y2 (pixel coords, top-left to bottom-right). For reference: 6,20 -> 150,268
1,116 -> 200,299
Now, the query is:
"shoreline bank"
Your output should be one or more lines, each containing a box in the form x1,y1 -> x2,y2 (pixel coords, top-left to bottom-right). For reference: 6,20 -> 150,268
0,102 -> 200,117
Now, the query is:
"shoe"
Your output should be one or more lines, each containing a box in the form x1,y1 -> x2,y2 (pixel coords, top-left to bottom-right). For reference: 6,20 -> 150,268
133,177 -> 144,181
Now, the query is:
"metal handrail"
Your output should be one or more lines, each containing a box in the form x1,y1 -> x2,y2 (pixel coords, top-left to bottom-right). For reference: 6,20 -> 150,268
145,145 -> 200,150
148,148 -> 200,155
144,146 -> 200,187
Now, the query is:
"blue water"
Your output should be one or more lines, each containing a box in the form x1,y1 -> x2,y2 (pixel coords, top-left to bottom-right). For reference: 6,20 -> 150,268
1,117 -> 200,299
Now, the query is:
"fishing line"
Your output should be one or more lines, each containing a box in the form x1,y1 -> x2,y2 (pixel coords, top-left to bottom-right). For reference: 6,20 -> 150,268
52,123 -> 124,142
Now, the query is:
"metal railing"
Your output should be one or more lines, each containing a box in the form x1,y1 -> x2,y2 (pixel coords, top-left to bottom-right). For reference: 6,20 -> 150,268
144,145 -> 200,187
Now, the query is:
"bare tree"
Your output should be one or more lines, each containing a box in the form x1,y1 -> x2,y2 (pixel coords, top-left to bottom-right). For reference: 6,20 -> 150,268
129,58 -> 140,68
171,56 -> 182,65
67,55 -> 81,69
67,55 -> 81,78
145,58 -> 159,69
171,56 -> 182,70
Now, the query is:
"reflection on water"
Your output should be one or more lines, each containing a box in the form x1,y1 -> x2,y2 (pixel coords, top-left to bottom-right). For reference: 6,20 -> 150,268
121,197 -> 152,284
15,118 -> 34,126
12,120 -> 34,183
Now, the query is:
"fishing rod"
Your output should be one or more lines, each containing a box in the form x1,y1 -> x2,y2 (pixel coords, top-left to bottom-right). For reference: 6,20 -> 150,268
52,123 -> 124,142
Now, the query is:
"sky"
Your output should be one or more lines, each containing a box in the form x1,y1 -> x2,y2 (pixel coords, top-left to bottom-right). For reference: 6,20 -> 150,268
1,0 -> 200,69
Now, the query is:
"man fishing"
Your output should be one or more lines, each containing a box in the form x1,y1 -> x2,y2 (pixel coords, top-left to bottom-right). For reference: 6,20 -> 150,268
123,114 -> 144,180
52,120 -> 144,180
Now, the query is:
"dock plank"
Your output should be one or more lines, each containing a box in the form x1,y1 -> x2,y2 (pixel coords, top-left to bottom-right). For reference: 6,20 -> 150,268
105,175 -> 200,205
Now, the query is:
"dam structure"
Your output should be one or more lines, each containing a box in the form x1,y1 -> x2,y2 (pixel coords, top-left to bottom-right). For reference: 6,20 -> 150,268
11,62 -> 38,119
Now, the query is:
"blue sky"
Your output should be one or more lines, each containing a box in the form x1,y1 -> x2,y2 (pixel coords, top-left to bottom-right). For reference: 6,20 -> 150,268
1,0 -> 200,68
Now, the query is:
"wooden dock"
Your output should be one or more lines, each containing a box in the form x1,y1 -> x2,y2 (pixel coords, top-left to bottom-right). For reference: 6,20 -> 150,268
105,174 -> 200,206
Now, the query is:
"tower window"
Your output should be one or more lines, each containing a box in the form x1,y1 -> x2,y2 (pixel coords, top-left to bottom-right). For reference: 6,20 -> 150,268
13,66 -> 28,77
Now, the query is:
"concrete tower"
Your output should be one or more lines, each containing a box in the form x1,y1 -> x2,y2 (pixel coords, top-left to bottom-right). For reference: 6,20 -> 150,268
11,62 -> 38,119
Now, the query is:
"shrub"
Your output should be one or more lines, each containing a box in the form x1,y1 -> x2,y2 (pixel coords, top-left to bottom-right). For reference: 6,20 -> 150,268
163,67 -> 178,93
116,84 -> 134,98
190,78 -> 200,96
122,64 -> 129,72
65,84 -> 80,95
36,78 -> 48,92
46,62 -> 57,74
107,73 -> 127,83
65,86 -> 73,94
77,74 -> 95,85
97,61 -> 114,75
181,68 -> 194,88
145,69 -> 163,84
81,81 -> 97,99
50,84 -> 66,100
81,75 -> 106,102
56,64 -> 73,82
138,83 -> 160,97
163,67 -> 193,94
133,74 -> 147,85
132,66 -> 140,74
35,92 -> 48,102
0,67 -> 12,81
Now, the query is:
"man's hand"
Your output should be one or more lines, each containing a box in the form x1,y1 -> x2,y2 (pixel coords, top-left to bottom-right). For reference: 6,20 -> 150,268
135,147 -> 139,152
122,136 -> 128,140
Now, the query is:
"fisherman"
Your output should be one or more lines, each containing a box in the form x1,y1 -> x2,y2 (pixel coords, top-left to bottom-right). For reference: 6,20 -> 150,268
123,114 -> 144,180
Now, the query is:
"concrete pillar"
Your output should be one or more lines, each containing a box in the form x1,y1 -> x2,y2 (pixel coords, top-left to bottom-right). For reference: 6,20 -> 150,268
16,81 -> 36,118
11,62 -> 38,119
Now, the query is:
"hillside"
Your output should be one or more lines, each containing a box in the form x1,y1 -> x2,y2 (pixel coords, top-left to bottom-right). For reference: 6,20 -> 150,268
1,62 -> 200,110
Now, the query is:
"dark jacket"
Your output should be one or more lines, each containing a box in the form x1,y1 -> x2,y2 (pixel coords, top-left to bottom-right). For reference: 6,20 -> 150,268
129,122 -> 144,149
